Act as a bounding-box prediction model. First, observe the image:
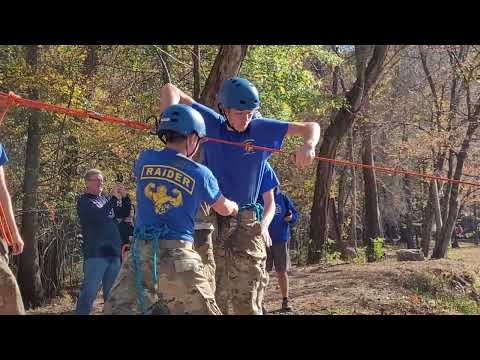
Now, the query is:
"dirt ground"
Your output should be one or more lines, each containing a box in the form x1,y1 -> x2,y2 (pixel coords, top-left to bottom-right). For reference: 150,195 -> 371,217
27,242 -> 480,315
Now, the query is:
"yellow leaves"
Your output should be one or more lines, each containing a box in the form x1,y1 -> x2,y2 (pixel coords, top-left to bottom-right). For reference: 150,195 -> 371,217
410,294 -> 423,304
281,102 -> 292,116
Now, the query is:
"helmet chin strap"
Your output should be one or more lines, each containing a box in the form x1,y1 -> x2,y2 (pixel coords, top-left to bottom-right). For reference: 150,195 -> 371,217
219,104 -> 242,133
186,135 -> 201,158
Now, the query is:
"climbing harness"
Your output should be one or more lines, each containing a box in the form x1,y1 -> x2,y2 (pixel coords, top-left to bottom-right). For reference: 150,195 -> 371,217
131,224 -> 184,314
238,203 -> 264,223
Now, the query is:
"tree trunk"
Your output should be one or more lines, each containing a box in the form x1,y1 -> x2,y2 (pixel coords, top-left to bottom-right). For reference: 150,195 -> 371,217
432,118 -> 480,258
432,153 -> 465,258
308,45 -> 388,263
421,153 -> 445,256
361,128 -> 383,245
200,45 -> 249,110
193,45 -> 249,165
328,198 -> 348,258
432,180 -> 443,233
474,203 -> 479,246
193,45 -> 201,101
403,174 -> 416,248
421,185 -> 436,256
83,45 -> 100,76
432,151 -> 455,253
309,135 -> 341,263
337,167 -> 349,230
348,128 -> 358,248
160,45 -> 171,84
401,124 -> 415,249
17,45 -> 45,308
440,151 -> 455,225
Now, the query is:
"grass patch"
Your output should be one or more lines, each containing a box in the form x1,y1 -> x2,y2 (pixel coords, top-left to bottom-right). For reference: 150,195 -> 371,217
404,268 -> 480,314
352,247 -> 367,264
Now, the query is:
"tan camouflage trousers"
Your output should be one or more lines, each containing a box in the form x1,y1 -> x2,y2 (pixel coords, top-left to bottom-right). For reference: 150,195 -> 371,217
194,228 -> 216,293
0,239 -> 25,315
193,204 -> 218,293
215,211 -> 269,315
104,239 -> 221,315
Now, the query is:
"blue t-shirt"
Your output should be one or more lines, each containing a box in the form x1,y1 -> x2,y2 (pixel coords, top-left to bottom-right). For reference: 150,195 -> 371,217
134,148 -> 222,242
191,102 -> 289,206
258,162 -> 280,199
0,144 -> 9,166
260,189 -> 299,243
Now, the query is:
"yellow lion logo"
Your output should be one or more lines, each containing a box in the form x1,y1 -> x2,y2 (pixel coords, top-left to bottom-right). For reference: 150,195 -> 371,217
144,183 -> 183,214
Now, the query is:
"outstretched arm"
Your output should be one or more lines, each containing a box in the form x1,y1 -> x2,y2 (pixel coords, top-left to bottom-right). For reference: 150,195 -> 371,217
159,83 -> 194,113
286,122 -> 321,168
0,167 -> 24,255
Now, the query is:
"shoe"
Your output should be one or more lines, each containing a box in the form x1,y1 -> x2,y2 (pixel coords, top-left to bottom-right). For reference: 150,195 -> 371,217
281,298 -> 292,312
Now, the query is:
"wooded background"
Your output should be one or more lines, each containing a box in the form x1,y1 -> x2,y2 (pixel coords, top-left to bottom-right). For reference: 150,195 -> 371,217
2,45 -> 480,309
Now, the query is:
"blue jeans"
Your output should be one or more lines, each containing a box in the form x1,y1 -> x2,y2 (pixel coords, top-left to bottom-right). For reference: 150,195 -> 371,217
76,256 -> 121,315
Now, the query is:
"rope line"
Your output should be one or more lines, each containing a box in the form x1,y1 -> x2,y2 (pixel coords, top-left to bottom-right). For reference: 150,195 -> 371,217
1,90 -> 478,188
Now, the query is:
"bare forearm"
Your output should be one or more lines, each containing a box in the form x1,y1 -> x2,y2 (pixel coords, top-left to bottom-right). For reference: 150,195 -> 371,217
211,195 -> 238,217
261,199 -> 275,230
286,121 -> 321,168
287,122 -> 321,147
261,189 -> 275,229
177,88 -> 194,105
303,122 -> 320,147
0,176 -> 21,239
159,83 -> 194,113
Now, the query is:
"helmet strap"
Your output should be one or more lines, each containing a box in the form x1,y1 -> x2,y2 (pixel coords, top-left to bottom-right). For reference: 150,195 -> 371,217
219,104 -> 242,133
186,134 -> 201,158
158,133 -> 167,145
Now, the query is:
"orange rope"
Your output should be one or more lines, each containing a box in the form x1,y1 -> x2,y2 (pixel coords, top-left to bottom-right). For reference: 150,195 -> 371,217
202,137 -> 480,188
1,90 -> 479,189
0,91 -> 16,126
0,91 -> 151,131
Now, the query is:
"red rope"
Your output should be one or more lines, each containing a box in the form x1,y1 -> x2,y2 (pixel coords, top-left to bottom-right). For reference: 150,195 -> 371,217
202,137 -> 480,187
0,91 -> 16,126
0,91 -> 152,131
1,90 -> 480,188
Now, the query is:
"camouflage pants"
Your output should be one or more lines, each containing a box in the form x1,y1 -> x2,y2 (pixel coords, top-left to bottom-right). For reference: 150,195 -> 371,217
216,211 -> 269,315
193,204 -> 217,293
194,228 -> 216,293
0,239 -> 25,315
104,239 -> 221,315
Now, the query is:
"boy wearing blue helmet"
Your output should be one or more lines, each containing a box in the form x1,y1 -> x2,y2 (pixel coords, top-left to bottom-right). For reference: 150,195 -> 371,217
160,78 -> 320,315
104,104 -> 238,315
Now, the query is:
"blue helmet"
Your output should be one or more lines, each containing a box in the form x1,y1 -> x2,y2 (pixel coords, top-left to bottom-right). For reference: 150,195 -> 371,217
158,104 -> 206,138
219,77 -> 260,110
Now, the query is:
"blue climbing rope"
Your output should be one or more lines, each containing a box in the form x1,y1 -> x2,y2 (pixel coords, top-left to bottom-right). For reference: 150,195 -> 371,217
132,224 -> 183,314
131,236 -> 146,314
238,203 -> 264,223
